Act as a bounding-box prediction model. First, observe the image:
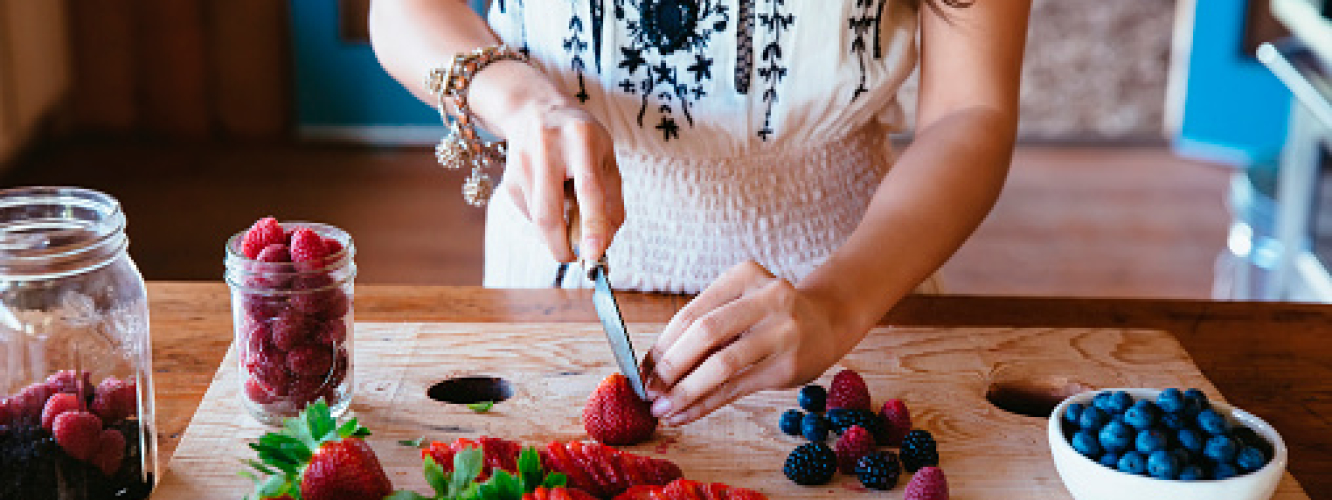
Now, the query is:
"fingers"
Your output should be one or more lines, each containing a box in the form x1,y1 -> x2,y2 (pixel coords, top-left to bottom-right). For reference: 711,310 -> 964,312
563,124 -> 623,264
653,329 -> 784,426
531,142 -> 575,263
649,294 -> 768,395
646,261 -> 773,396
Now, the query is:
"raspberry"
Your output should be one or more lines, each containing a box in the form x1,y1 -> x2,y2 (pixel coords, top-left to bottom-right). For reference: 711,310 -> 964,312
826,408 -> 888,444
45,370 -> 94,399
900,429 -> 940,473
289,228 -> 330,265
270,309 -> 314,350
245,347 -> 291,388
323,237 -> 344,257
856,451 -> 901,491
245,377 -> 282,405
14,383 -> 56,423
241,217 -> 285,259
798,385 -> 826,413
880,398 -> 912,446
0,398 -> 12,424
53,410 -> 103,460
92,429 -> 126,477
256,243 -> 291,263
779,409 -> 804,436
290,274 -> 349,320
318,319 -> 348,345
834,425 -> 875,474
91,377 -> 138,424
242,320 -> 274,356
240,292 -> 286,322
827,369 -> 871,411
783,442 -> 837,486
287,376 -> 326,406
903,466 -> 948,500
287,345 -> 335,377
42,392 -> 83,431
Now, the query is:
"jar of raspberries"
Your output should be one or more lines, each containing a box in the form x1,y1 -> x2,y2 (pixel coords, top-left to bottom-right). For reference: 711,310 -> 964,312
224,218 -> 355,425
0,187 -> 157,500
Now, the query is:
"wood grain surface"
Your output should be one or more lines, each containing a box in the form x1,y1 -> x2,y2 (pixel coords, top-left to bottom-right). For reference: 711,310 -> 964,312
145,283 -> 1332,499
152,321 -> 1307,499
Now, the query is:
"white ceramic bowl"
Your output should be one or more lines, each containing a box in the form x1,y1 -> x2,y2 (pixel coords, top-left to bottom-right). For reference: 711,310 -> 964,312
1048,388 -> 1287,500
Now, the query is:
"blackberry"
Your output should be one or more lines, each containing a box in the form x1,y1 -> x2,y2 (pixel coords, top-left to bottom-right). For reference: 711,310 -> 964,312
779,409 -> 804,436
825,408 -> 888,444
801,412 -> 829,442
899,429 -> 939,473
855,451 -> 901,491
784,442 -> 837,486
798,385 -> 827,413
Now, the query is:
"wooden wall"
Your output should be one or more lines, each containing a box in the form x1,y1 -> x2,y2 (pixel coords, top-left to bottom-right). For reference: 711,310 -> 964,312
65,0 -> 292,140
0,0 -> 72,165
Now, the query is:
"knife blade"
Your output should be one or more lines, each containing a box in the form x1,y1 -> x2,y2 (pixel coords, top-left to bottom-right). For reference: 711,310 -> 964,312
565,182 -> 648,400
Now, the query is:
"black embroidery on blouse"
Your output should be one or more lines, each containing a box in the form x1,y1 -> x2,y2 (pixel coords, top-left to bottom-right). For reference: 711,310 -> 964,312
612,0 -> 730,142
873,0 -> 886,59
735,0 -> 754,94
848,0 -> 882,102
591,0 -> 606,72
564,0 -> 592,103
756,0 -> 793,141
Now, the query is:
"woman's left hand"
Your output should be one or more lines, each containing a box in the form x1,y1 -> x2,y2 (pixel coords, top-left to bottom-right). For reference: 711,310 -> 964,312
641,260 -> 862,426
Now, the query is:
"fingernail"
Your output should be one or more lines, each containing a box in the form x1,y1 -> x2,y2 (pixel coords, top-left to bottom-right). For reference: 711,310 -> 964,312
665,413 -> 687,426
651,398 -> 672,417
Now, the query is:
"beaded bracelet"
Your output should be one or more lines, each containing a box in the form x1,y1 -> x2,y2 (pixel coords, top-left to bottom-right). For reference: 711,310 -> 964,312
425,45 -> 529,207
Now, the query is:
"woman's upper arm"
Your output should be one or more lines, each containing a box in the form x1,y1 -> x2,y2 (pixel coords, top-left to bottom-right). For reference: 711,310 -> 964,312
915,1 -> 1032,131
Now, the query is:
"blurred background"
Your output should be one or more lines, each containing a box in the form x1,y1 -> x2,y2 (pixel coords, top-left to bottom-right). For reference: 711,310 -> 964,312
0,0 -> 1317,300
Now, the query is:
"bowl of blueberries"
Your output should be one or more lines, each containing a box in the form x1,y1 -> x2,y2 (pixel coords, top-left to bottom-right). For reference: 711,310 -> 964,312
1048,388 -> 1286,500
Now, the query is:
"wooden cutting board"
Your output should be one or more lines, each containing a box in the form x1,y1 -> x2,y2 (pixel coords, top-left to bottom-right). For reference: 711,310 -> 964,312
152,323 -> 1310,499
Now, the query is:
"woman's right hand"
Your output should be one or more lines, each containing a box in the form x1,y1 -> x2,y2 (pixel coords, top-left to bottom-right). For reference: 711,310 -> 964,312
471,62 -> 625,264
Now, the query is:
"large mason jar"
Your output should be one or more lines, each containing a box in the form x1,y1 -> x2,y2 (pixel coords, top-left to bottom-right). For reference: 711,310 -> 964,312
0,187 -> 156,499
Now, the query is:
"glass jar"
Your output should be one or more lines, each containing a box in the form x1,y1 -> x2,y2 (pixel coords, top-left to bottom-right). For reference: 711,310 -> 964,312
223,221 -> 355,425
0,187 -> 156,500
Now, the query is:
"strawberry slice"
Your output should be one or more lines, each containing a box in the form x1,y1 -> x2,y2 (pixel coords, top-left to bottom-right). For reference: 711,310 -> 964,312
610,479 -> 768,500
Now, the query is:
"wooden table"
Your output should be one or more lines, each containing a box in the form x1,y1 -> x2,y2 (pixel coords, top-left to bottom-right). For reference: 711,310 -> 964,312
148,282 -> 1332,498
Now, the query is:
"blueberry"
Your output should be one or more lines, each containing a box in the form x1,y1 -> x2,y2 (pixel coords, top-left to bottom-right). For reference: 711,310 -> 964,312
1178,428 -> 1205,453
1117,451 -> 1146,475
1124,400 -> 1157,430
1156,388 -> 1185,413
1182,388 -> 1209,415
1063,403 -> 1084,428
1178,464 -> 1205,480
1072,430 -> 1102,458
1197,409 -> 1229,435
1147,450 -> 1179,479
1099,452 -> 1120,468
1078,406 -> 1109,432
1212,461 -> 1239,480
1135,429 -> 1168,454
1236,446 -> 1267,473
780,409 -> 805,436
798,385 -> 826,413
1098,420 -> 1135,454
1204,435 -> 1238,463
1170,446 -> 1195,468
1092,391 -> 1114,412
1105,391 -> 1133,415
801,412 -> 829,442
1158,411 -> 1186,431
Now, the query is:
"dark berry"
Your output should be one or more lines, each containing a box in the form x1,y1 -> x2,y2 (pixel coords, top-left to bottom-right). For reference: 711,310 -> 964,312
1097,420 -> 1134,454
1098,452 -> 1120,468
780,409 -> 805,436
1197,409 -> 1229,435
1177,428 -> 1204,454
1072,430 -> 1101,458
1183,388 -> 1209,411
784,442 -> 837,486
1157,388 -> 1185,413
1134,429 -> 1167,454
1212,461 -> 1239,480
1105,391 -> 1133,414
899,429 -> 939,473
1232,426 -> 1274,459
1123,400 -> 1157,430
1159,411 -> 1186,431
1147,450 -> 1178,479
825,408 -> 888,444
801,412 -> 828,442
1077,406 -> 1108,432
855,451 -> 901,491
1091,391 -> 1114,413
1178,464 -> 1204,480
1204,435 -> 1238,463
1236,446 -> 1268,473
1063,403 -> 1084,428
1117,451 -> 1146,475
798,385 -> 826,413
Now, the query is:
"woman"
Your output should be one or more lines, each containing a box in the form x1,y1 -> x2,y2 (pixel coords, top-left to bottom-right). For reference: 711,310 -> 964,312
370,0 -> 1030,426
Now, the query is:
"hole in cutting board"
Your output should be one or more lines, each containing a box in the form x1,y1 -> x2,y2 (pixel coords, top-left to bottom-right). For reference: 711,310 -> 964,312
986,377 -> 1092,418
429,376 -> 514,405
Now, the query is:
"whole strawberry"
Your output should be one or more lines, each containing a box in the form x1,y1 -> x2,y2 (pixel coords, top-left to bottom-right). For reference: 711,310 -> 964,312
880,398 -> 913,446
583,373 -> 657,445
904,466 -> 949,500
242,217 -> 286,259
835,425 -> 875,474
245,401 -> 393,500
827,369 -> 871,411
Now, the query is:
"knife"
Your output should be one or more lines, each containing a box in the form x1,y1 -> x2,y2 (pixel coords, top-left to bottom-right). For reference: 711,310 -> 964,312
566,183 -> 648,400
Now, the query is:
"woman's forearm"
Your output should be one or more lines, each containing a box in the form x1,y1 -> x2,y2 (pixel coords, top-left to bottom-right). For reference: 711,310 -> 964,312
799,106 -> 1017,340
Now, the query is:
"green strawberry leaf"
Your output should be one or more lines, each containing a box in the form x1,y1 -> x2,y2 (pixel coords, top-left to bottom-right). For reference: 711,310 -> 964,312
243,458 -> 277,476
449,447 -> 484,498
283,414 -> 317,451
385,491 -> 435,500
467,401 -> 495,413
541,473 -> 567,489
423,455 -> 449,498
399,436 -> 429,448
335,417 -> 370,440
256,474 -> 293,498
488,470 -> 523,500
305,400 -> 334,443
517,447 -> 542,491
